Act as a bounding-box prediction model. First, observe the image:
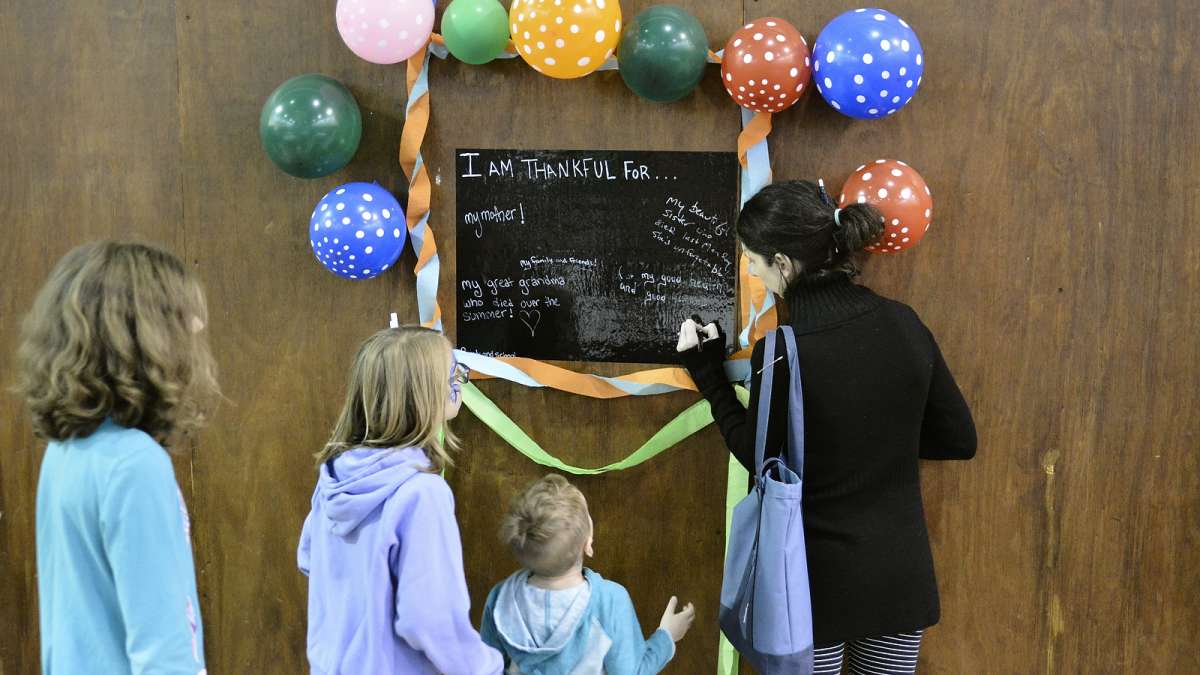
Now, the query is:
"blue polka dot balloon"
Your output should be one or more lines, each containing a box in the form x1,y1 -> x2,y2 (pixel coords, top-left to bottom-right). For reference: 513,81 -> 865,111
812,8 -> 924,119
309,182 -> 407,280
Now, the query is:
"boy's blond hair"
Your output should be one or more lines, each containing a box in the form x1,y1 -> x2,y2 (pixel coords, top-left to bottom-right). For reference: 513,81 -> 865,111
16,241 -> 219,445
316,326 -> 459,472
500,474 -> 591,577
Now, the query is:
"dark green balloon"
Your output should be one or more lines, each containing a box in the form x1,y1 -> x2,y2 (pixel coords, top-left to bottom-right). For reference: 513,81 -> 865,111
260,74 -> 362,179
617,5 -> 709,103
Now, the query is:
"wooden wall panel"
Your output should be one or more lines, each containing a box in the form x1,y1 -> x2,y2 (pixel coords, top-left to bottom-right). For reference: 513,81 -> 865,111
172,0 -> 415,671
748,1 -> 1200,672
429,3 -> 745,671
0,2 -> 184,673
1,1 -> 1197,673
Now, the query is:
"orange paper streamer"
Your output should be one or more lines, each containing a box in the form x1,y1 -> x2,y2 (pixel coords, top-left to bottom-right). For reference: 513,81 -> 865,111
737,111 -> 772,168
401,46 -> 443,329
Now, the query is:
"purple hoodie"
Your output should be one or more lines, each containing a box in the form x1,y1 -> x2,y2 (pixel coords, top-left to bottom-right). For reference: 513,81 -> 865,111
298,446 -> 502,675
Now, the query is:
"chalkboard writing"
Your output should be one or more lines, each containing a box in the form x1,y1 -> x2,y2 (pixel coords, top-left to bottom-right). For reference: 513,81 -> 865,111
455,148 -> 738,364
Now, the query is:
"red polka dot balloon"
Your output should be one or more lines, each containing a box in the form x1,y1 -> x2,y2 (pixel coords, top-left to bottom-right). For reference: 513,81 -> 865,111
721,17 -> 812,113
839,159 -> 932,254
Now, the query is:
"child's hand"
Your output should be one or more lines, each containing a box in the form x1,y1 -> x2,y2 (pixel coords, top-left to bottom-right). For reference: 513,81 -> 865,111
658,596 -> 696,642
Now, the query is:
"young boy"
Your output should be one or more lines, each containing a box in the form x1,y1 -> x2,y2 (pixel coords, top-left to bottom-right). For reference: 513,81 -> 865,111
480,474 -> 695,674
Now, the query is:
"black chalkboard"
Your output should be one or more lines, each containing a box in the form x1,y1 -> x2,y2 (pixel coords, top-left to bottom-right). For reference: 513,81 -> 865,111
455,148 -> 738,364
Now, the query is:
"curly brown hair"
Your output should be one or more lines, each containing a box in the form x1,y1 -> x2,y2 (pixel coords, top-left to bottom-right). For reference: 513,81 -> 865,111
15,241 -> 220,446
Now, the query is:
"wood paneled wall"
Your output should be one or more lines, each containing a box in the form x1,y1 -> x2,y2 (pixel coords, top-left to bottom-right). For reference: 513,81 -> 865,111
1,1 -> 1196,673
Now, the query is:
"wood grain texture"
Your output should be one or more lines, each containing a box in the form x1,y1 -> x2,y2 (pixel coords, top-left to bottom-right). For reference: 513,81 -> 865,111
0,2 -> 184,673
429,3 -> 744,671
1,0 -> 1197,673
171,0 -> 414,671
747,0 -> 1200,671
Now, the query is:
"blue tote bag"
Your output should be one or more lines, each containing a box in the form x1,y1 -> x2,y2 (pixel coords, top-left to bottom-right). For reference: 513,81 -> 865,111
718,326 -> 814,673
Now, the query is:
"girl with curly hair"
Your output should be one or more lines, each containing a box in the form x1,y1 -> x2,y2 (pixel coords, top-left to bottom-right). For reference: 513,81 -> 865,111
18,241 -> 219,675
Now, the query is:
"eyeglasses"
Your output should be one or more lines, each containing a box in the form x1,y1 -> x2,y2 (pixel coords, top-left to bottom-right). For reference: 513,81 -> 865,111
450,363 -> 471,386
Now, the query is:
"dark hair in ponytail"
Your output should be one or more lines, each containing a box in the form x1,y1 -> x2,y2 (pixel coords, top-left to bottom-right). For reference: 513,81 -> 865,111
736,180 -> 885,281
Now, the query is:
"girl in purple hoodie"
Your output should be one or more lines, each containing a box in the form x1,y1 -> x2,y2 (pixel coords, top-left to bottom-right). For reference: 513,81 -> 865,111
298,326 -> 502,674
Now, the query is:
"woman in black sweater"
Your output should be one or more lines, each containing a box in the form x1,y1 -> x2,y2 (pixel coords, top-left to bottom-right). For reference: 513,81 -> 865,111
677,180 -> 976,674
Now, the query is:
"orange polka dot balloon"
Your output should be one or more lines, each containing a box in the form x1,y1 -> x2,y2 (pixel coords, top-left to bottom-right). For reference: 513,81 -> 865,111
721,17 -> 812,113
510,0 -> 621,79
839,159 -> 932,254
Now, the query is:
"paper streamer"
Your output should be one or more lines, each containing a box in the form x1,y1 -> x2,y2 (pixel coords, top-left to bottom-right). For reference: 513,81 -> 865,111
456,350 -> 752,398
736,107 -> 778,349
401,46 -> 443,331
718,453 -> 751,675
461,381 -> 748,474
430,35 -> 724,70
723,74 -> 778,675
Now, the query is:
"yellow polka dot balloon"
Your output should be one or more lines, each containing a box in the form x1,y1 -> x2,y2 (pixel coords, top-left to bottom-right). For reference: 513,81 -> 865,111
509,0 -> 622,78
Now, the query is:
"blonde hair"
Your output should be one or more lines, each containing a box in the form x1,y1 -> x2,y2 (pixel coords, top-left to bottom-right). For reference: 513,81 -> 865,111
316,326 -> 458,471
15,241 -> 219,446
500,474 -> 591,577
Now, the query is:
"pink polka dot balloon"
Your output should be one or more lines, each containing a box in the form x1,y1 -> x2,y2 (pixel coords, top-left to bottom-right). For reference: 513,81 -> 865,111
721,17 -> 812,114
336,0 -> 434,64
839,159 -> 933,254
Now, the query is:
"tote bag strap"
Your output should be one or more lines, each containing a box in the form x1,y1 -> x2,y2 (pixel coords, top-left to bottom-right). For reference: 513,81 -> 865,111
780,326 -> 805,478
754,326 -> 807,477
753,329 -> 779,474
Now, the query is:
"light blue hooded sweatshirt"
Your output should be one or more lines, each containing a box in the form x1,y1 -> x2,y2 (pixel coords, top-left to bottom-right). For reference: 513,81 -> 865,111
298,446 -> 502,675
480,569 -> 675,675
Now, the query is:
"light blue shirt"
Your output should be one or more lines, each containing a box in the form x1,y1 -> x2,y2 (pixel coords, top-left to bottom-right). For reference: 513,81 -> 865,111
37,419 -> 205,675
481,569 -> 674,675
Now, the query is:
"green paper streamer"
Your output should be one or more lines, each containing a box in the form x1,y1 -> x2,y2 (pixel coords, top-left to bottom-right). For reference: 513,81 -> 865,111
461,382 -> 748,474
718,454 -> 749,674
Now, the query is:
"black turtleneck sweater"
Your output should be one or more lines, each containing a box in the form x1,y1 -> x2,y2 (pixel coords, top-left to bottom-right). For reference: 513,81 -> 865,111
682,274 -> 976,646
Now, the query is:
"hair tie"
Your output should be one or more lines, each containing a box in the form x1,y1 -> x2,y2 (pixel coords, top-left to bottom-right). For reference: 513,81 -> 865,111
833,208 -> 844,229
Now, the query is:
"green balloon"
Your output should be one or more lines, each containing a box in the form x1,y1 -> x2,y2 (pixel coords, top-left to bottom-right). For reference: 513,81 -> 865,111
618,5 -> 709,103
260,74 -> 362,179
442,0 -> 511,65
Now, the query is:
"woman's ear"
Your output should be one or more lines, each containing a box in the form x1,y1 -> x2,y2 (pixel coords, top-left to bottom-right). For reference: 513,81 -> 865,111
774,253 -> 796,283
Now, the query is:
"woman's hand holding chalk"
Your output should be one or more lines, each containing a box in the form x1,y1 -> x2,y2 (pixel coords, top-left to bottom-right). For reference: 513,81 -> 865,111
677,319 -> 702,353
677,315 -> 721,353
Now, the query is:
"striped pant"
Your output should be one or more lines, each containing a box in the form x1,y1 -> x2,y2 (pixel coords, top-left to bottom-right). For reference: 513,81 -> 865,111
812,630 -> 925,674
